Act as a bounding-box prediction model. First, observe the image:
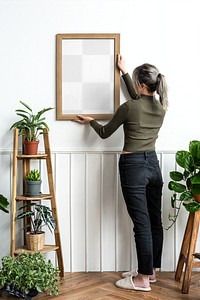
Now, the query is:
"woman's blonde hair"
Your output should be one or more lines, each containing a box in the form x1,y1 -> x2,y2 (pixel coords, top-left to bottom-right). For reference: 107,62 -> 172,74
132,63 -> 168,110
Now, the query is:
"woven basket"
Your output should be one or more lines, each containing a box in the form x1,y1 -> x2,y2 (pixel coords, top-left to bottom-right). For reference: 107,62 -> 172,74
26,231 -> 45,251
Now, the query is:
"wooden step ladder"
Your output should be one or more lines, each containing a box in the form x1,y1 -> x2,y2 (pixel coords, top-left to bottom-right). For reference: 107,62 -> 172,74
10,128 -> 64,277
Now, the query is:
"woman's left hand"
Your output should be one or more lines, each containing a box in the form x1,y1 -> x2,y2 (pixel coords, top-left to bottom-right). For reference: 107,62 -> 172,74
75,115 -> 94,124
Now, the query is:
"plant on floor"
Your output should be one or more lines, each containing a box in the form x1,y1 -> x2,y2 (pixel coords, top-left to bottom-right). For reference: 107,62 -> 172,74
167,140 -> 200,229
0,251 -> 60,298
10,100 -> 54,142
0,194 -> 9,213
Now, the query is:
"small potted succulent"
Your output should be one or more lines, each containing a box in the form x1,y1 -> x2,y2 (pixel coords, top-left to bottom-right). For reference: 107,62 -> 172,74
10,101 -> 54,154
16,203 -> 56,251
0,251 -> 60,299
167,140 -> 200,229
25,169 -> 42,196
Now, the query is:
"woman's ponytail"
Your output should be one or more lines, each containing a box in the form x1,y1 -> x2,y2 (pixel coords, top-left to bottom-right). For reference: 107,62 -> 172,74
156,73 -> 168,111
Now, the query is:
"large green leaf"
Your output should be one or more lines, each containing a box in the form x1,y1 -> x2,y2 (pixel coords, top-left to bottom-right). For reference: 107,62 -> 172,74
190,174 -> 200,184
168,181 -> 186,193
189,140 -> 200,166
19,100 -> 32,112
191,184 -> 200,194
176,150 -> 194,172
184,202 -> 200,212
170,171 -> 183,181
16,210 -> 34,219
36,107 -> 54,119
180,191 -> 193,201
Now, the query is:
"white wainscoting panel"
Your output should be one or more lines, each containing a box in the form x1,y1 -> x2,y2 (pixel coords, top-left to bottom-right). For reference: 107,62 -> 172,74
1,150 -> 200,272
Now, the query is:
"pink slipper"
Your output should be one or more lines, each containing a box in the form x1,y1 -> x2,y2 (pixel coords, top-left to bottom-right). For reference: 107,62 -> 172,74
115,276 -> 151,291
122,270 -> 157,283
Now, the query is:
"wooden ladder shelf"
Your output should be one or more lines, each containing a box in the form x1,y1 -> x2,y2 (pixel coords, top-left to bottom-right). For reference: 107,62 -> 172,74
11,128 -> 64,277
175,210 -> 200,293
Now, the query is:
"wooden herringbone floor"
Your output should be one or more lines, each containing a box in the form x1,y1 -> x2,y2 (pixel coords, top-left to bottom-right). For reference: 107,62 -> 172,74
1,272 -> 200,300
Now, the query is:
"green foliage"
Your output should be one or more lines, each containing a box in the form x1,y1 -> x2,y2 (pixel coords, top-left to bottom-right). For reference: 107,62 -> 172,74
25,169 -> 40,181
0,194 -> 9,213
10,101 -> 54,141
167,140 -> 200,229
0,251 -> 60,296
16,203 -> 56,234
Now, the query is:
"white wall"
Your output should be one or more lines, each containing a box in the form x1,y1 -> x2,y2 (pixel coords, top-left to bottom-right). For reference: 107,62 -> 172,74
1,0 -> 200,152
1,0 -> 200,272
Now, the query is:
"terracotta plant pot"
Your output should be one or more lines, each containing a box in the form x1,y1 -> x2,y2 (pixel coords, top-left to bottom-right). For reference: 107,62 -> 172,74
193,194 -> 200,203
23,141 -> 39,155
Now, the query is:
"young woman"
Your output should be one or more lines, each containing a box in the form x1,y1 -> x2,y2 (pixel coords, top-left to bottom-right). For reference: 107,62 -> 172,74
76,54 -> 168,292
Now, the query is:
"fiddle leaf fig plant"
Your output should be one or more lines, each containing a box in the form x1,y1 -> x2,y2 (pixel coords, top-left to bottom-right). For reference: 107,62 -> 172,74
167,140 -> 200,229
10,100 -> 54,141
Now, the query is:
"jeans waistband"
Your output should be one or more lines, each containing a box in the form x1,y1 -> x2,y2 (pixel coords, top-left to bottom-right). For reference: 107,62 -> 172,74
120,151 -> 156,161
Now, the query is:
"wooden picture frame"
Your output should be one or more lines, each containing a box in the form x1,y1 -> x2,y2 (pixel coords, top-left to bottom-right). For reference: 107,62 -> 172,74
56,33 -> 120,120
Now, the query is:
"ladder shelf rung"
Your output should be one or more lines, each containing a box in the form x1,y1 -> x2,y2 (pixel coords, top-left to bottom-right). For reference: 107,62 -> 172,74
14,245 -> 59,254
15,194 -> 53,201
17,153 -> 47,159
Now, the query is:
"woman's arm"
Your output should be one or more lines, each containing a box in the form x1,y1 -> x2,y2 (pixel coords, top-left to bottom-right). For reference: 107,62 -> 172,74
75,102 -> 129,139
122,73 -> 139,100
117,54 -> 139,100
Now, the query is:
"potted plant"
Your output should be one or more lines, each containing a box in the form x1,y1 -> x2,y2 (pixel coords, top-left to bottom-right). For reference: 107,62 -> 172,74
0,251 -> 60,299
16,203 -> 56,251
0,194 -> 9,213
167,140 -> 200,229
25,169 -> 42,196
10,100 -> 54,154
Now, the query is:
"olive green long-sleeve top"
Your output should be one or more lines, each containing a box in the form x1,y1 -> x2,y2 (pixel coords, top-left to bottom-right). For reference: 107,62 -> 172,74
90,73 -> 166,152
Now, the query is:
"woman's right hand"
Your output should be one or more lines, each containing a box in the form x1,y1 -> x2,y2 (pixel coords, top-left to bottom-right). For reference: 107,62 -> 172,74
117,54 -> 127,75
75,115 -> 94,124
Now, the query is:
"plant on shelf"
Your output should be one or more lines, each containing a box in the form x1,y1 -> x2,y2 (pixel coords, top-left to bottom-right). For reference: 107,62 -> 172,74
0,251 -> 60,299
167,140 -> 200,229
26,169 -> 41,181
25,169 -> 42,196
10,100 -> 54,142
10,100 -> 54,154
0,194 -> 9,214
16,203 -> 56,251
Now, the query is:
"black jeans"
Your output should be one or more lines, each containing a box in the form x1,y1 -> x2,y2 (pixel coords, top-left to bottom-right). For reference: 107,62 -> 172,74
119,151 -> 163,275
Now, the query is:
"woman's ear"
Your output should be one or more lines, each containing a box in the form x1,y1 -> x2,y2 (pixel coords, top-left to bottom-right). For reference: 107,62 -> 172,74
141,83 -> 146,89
141,83 -> 149,92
